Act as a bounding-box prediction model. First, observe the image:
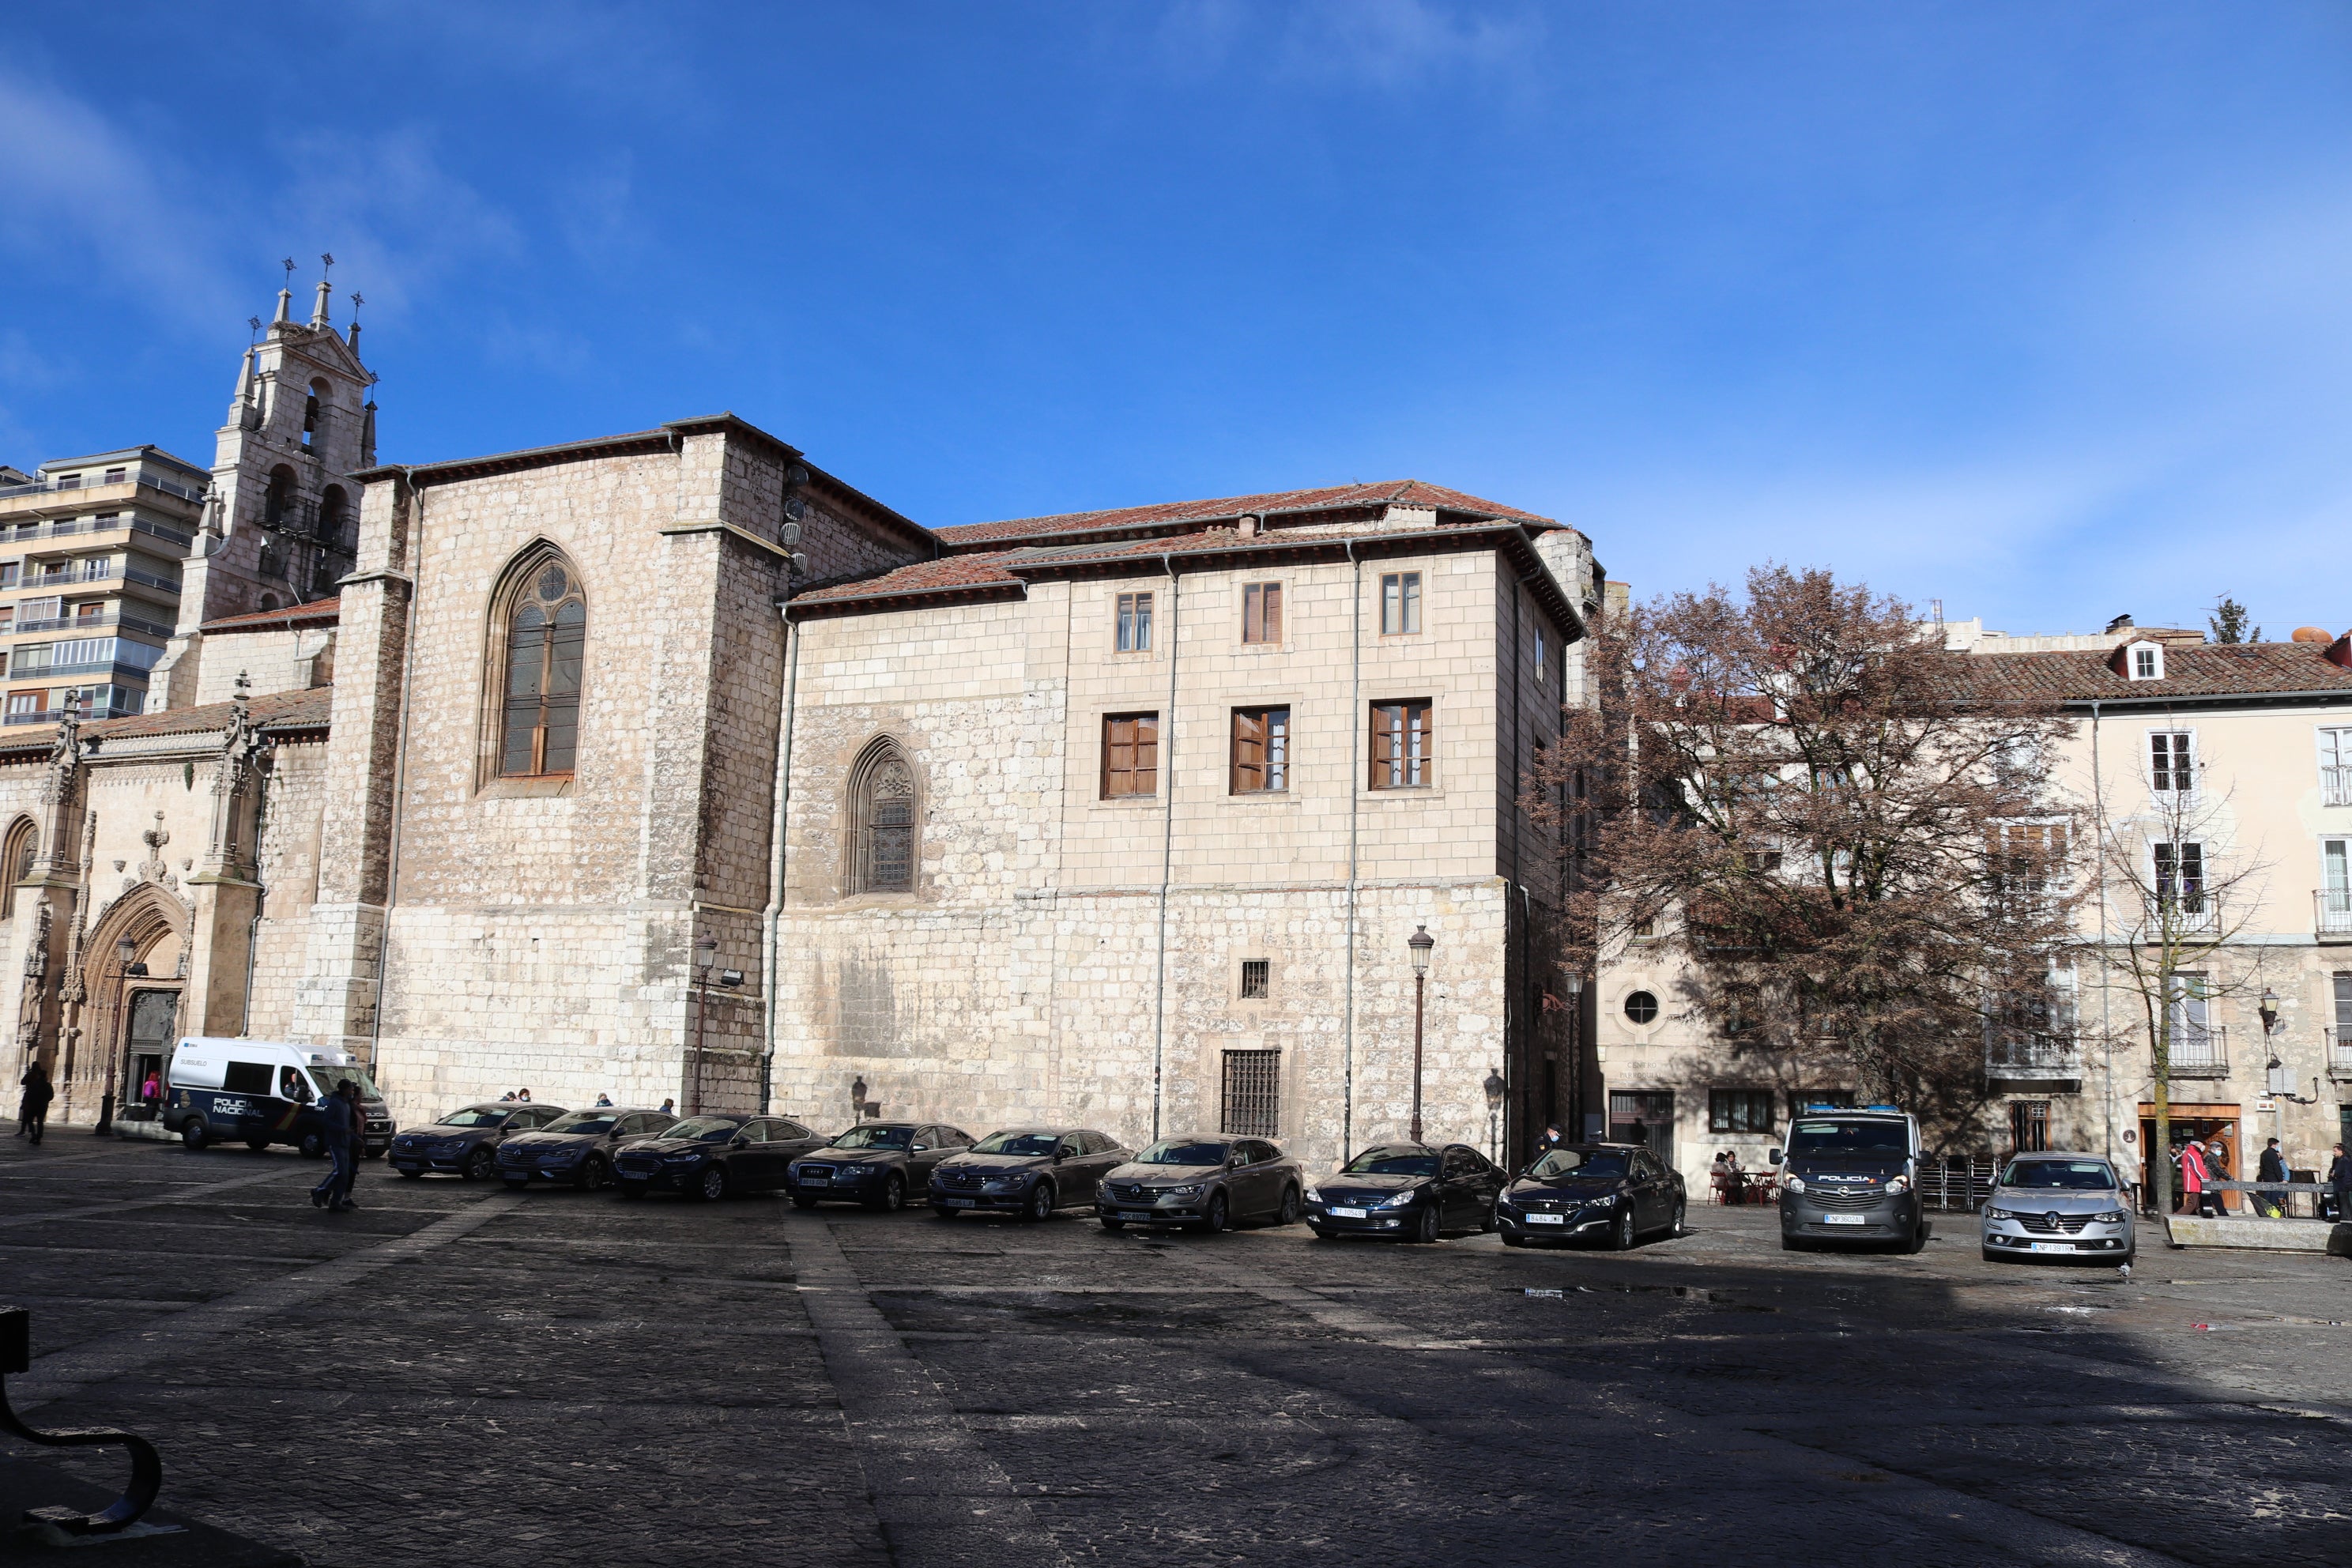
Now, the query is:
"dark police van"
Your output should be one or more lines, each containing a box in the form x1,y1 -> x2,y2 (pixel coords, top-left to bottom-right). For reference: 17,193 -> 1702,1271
1771,1103 -> 1931,1253
163,1038 -> 394,1158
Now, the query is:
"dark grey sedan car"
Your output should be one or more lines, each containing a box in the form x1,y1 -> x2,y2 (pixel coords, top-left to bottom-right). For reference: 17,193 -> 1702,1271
787,1122 -> 975,1211
1305,1142 -> 1505,1242
1095,1136 -> 1304,1234
390,1102 -> 568,1182
495,1106 -> 679,1191
929,1127 -> 1132,1220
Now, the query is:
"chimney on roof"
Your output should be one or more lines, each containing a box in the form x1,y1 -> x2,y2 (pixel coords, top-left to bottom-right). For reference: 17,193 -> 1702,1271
2328,632 -> 2352,670
2105,613 -> 2135,635
1237,514 -> 1260,539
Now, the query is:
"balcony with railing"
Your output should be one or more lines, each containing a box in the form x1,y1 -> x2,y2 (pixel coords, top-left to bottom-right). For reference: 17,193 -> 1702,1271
0,470 -> 207,506
2329,1025 -> 2352,1081
2162,1023 -> 2229,1079
2,699 -> 141,726
9,608 -> 176,639
2325,765 -> 2352,808
1987,1035 -> 2082,1080
2318,888 -> 2352,942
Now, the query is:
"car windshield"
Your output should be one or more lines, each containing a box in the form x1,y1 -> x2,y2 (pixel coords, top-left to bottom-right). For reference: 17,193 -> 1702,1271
971,1131 -> 1061,1156
436,1106 -> 511,1129
1136,1140 -> 1229,1167
2003,1159 -> 2116,1191
308,1063 -> 383,1100
1786,1119 -> 1909,1156
1525,1149 -> 1628,1179
1343,1147 -> 1438,1176
542,1113 -> 619,1136
665,1118 -> 741,1142
831,1125 -> 913,1150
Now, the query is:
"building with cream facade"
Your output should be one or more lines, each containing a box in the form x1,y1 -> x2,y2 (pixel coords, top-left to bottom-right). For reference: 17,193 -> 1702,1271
2,313 -> 1601,1173
1595,626 -> 2352,1199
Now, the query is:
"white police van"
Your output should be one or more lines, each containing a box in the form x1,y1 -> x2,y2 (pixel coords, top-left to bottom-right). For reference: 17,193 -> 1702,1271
163,1038 -> 394,1158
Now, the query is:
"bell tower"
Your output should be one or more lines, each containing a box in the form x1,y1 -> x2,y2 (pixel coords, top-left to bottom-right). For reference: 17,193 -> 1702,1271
145,257 -> 378,711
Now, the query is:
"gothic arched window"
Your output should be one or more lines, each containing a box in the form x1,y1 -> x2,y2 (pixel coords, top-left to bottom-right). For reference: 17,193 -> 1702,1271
318,485 -> 349,549
496,550 -> 586,778
262,465 -> 296,529
848,741 -> 917,894
0,816 -> 35,920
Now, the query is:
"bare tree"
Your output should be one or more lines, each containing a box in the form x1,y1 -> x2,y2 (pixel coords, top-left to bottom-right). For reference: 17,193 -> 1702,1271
2089,744 -> 2271,1213
1532,566 -> 2082,1151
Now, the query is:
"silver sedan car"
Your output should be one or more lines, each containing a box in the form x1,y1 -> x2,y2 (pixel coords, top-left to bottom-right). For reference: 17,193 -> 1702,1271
1980,1152 -> 2136,1265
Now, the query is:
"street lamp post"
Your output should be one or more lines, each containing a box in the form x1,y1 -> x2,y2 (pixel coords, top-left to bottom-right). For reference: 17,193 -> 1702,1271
1483,1067 -> 1506,1165
1408,925 -> 1434,1144
688,936 -> 717,1115
1565,971 -> 1585,1141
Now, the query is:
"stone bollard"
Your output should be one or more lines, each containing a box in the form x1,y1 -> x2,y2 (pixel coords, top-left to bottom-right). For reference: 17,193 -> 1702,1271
0,1304 -> 164,1537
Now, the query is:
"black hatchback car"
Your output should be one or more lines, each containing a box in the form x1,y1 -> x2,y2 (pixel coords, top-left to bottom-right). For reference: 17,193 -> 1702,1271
1304,1142 -> 1506,1242
788,1122 -> 974,1211
1495,1143 -> 1686,1250
612,1114 -> 827,1200
390,1101 -> 568,1182
496,1106 -> 679,1191
928,1128 -> 1133,1220
1095,1136 -> 1304,1233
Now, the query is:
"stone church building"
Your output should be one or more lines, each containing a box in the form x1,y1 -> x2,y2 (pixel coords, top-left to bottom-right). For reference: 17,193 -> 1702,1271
4,306 -> 1601,1174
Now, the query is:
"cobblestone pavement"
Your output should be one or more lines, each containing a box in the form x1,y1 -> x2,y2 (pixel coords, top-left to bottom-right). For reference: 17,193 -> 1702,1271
4,1134 -> 2347,1567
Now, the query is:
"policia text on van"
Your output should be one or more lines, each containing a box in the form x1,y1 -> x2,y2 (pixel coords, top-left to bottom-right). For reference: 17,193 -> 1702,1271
1770,1106 -> 1932,1254
163,1038 -> 395,1158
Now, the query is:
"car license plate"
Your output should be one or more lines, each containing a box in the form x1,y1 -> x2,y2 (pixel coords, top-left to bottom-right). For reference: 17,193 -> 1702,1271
1528,1213 -> 1566,1226
1121,1210 -> 1155,1221
618,1170 -> 646,1181
1823,1213 -> 1867,1226
2029,1242 -> 2072,1253
941,1197 -> 976,1208
1329,1205 -> 1368,1219
802,1174 -> 829,1185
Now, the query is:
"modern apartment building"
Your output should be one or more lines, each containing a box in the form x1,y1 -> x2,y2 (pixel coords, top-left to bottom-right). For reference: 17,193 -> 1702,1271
0,447 -> 206,722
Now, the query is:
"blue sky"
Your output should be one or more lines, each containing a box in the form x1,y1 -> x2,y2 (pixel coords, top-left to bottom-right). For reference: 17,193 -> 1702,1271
3,2 -> 2346,636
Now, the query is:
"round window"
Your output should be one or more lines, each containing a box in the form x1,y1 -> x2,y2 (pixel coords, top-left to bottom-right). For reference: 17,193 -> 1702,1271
1623,990 -> 1660,1025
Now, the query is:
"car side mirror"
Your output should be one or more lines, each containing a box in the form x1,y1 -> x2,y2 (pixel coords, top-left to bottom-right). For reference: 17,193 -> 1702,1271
1767,1148 -> 1783,1166
912,1144 -> 929,1153
1054,1149 -> 1069,1163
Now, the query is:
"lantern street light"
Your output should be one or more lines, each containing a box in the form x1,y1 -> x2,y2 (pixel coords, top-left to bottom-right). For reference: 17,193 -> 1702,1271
1565,970 -> 1586,1142
1483,1066 -> 1506,1164
1408,925 -> 1434,1145
688,936 -> 718,1115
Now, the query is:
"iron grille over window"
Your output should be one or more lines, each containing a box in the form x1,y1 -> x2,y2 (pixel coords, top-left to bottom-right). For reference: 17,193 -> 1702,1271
2010,1100 -> 2050,1154
1220,1049 -> 1280,1137
1239,959 -> 1269,999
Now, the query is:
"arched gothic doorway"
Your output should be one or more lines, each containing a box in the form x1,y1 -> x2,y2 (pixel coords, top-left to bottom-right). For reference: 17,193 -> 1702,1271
82,887 -> 189,1118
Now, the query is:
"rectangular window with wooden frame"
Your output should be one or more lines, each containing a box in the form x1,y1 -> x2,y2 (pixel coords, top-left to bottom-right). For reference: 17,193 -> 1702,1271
2149,730 -> 2194,793
1230,707 -> 1290,793
1241,582 -> 1283,645
1369,699 -> 1433,789
1379,571 -> 1421,635
1101,712 -> 1159,798
1115,591 -> 1152,653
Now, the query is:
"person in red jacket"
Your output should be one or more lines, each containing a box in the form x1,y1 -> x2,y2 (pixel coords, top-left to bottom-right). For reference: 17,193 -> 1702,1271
2177,1138 -> 2213,1217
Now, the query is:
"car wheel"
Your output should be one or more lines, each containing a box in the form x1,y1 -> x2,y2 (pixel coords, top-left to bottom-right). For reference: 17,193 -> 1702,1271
1611,1208 -> 1637,1250
182,1118 -> 209,1151
1412,1204 -> 1441,1244
398,1168 -> 424,1180
1023,1183 -> 1054,1222
1099,1217 -> 1125,1232
1670,1197 -> 1687,1237
1478,1204 -> 1496,1234
869,1174 -> 905,1212
696,1166 -> 728,1202
577,1156 -> 610,1193
1197,1192 -> 1229,1234
298,1131 -> 326,1160
1276,1185 -> 1302,1227
1902,1224 -> 1928,1255
792,1195 -> 820,1209
463,1146 -> 496,1182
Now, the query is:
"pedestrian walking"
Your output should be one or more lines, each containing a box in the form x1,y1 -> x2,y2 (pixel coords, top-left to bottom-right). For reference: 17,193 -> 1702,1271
2256,1138 -> 2288,1219
332,1081 -> 364,1209
658,1098 -> 675,1115
1537,1122 -> 1566,1155
2177,1138 -> 2212,1217
517,1087 -> 532,1102
310,1086 -> 355,1209
594,1093 -> 612,1106
140,1069 -> 161,1109
2327,1142 -> 2350,1223
2207,1140 -> 2233,1216
18,1061 -> 54,1145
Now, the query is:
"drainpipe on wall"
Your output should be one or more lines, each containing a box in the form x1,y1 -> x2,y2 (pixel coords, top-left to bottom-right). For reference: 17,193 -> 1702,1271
2091,699 -> 2115,1173
760,605 -> 800,1116
1152,553 -> 1180,1141
1343,540 -> 1361,1158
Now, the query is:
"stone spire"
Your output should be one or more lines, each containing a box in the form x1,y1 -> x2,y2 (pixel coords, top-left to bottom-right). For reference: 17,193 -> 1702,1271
273,285 -> 292,326
311,252 -> 334,328
346,291 -> 364,355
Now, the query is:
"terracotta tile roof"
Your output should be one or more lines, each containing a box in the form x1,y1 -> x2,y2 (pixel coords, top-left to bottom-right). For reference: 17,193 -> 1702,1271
1952,643 -> 2352,702
791,553 -> 1026,605
199,596 -> 340,632
937,480 -> 1552,546
85,687 -> 334,741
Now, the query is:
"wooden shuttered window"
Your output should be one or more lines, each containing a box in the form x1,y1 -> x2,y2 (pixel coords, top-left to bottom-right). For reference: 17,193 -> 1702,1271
1369,699 -> 1434,789
1102,713 -> 1159,797
1242,582 -> 1282,644
1230,707 -> 1290,793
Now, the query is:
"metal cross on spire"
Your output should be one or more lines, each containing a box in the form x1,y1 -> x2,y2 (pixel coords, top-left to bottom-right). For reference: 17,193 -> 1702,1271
281,257 -> 296,281
320,252 -> 334,281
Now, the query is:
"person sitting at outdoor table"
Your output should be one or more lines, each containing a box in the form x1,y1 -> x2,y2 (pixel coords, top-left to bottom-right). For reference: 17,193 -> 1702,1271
1709,1151 -> 1734,1204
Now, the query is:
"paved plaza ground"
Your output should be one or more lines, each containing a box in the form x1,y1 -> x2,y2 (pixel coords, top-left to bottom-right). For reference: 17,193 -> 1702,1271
2,1133 -> 2346,1567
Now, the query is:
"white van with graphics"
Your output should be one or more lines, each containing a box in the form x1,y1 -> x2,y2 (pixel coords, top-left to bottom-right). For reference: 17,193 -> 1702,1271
164,1038 -> 394,1157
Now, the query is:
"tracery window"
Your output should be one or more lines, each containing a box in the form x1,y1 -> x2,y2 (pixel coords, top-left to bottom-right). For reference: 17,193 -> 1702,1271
0,816 -> 35,919
848,741 -> 918,894
496,552 -> 586,778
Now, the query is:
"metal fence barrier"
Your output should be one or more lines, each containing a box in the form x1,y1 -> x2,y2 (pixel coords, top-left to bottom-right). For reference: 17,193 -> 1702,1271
1916,1155 -> 1998,1212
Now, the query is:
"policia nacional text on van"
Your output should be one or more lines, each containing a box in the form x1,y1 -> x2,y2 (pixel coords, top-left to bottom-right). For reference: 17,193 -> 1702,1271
163,1038 -> 395,1158
1770,1104 -> 1932,1253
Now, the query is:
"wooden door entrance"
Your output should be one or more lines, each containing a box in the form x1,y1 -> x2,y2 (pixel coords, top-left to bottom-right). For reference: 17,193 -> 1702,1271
122,988 -> 181,1114
2138,1102 -> 2239,1212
